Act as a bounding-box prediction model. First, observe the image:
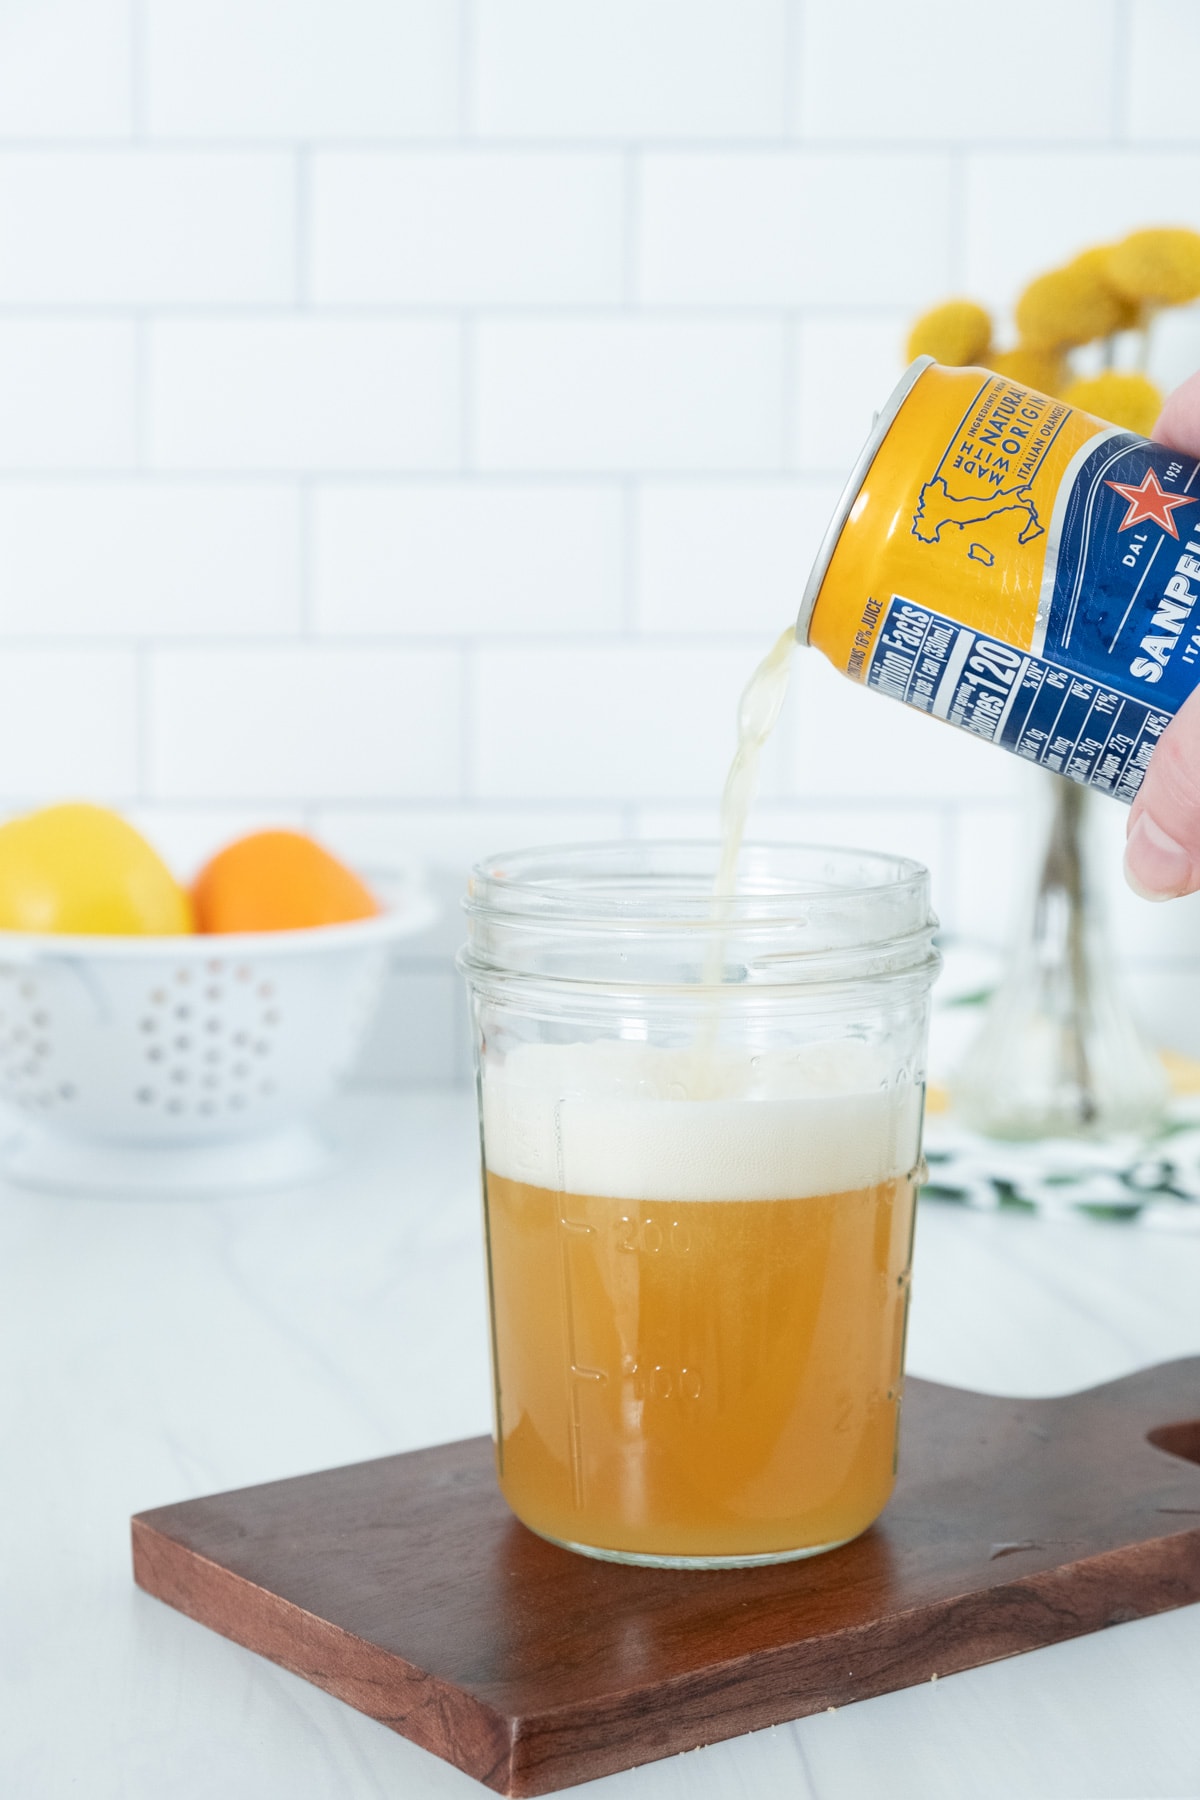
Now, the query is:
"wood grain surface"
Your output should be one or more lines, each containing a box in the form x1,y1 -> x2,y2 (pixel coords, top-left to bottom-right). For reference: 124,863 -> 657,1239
132,1360 -> 1200,1796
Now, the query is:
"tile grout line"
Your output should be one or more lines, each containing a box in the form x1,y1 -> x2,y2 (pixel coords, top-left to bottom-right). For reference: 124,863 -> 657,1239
460,315 -> 476,472
621,148 -> 640,306
0,788 -> 1050,819
1,133 -> 1180,153
459,643 -> 476,800
1111,0 -> 1132,143
297,478 -> 314,634
0,468 -> 869,487
0,630 -> 813,652
133,311 -> 151,469
294,145 -> 312,306
940,804 -> 961,940
784,0 -> 805,138
0,300 -> 1000,322
458,0 -> 477,138
129,0 -> 147,140
134,642 -> 151,800
780,312 -> 798,473
947,150 -> 967,291
621,480 -> 638,634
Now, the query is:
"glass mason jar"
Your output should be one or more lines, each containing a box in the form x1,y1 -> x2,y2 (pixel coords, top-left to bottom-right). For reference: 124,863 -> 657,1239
459,842 -> 940,1569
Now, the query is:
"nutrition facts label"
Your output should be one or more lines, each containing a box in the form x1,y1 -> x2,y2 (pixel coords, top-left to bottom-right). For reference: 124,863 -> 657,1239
866,595 -> 1171,801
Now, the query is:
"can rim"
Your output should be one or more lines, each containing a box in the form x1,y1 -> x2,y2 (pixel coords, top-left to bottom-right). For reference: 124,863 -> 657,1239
795,354 -> 934,646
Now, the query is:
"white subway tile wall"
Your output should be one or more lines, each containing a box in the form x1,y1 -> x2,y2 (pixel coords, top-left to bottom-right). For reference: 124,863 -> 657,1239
473,0 -> 789,139
0,0 -> 1196,1080
0,151 -> 296,305
0,322 -> 137,468
313,484 -> 624,636
1127,1 -> 1200,141
797,2 -> 1120,143
310,153 -> 624,306
636,482 -> 840,633
144,0 -> 461,139
637,154 -> 954,306
0,0 -> 132,139
0,484 -> 301,636
148,647 -> 463,800
474,319 -> 786,471
147,320 -> 462,470
965,154 -> 1200,307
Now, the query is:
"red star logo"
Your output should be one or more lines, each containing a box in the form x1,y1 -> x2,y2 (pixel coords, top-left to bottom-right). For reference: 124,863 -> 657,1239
1106,467 -> 1199,537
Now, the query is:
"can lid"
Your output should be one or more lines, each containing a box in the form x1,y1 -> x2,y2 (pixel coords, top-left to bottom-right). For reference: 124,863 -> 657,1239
795,355 -> 934,646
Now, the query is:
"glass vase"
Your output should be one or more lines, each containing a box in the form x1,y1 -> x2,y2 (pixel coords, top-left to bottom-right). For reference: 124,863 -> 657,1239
951,772 -> 1167,1140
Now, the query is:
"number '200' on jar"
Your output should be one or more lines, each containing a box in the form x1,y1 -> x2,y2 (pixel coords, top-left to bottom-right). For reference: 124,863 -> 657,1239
798,356 -> 1200,801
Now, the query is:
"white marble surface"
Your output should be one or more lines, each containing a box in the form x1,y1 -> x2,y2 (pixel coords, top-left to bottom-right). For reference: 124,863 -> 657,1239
3,1088 -> 1200,1800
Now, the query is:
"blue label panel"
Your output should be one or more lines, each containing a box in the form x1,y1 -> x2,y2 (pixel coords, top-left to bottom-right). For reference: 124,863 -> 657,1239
867,597 -> 1170,801
1041,434 -> 1200,721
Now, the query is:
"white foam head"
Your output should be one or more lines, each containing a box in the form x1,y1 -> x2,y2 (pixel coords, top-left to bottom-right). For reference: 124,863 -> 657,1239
482,1040 -> 920,1201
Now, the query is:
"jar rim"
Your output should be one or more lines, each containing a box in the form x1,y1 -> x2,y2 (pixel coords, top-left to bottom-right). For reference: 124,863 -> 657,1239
465,839 -> 931,926
462,841 -> 939,995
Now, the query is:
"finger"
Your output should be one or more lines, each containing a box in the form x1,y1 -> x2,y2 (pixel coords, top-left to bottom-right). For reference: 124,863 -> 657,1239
1125,680 -> 1200,899
1153,368 -> 1200,456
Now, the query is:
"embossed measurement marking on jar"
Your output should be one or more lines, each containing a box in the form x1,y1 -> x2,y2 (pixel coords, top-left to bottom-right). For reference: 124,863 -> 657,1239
554,1206 -> 607,1511
555,1189 -> 704,1512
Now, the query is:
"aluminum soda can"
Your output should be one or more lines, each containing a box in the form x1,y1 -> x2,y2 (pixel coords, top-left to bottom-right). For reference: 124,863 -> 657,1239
797,356 -> 1200,801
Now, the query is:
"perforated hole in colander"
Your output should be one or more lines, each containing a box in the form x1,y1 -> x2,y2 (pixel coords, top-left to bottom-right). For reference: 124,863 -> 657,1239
0,973 -> 64,1115
133,959 -> 282,1121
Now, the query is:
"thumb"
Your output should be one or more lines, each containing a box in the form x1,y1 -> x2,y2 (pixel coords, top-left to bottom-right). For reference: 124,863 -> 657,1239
1152,368 -> 1200,456
1125,680 -> 1200,899
1122,372 -> 1200,900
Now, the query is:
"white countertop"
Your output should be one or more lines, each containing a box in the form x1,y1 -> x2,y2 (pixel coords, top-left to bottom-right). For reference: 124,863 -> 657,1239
3,1088 -> 1200,1800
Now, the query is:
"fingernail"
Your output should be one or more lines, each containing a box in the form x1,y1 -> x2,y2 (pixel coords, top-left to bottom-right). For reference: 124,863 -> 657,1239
1124,812 -> 1192,900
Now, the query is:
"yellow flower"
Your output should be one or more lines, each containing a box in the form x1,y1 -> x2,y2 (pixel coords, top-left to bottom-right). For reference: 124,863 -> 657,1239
1061,371 -> 1163,436
1107,227 -> 1200,307
985,345 -> 1067,396
1069,247 -> 1142,331
905,299 -> 992,367
1015,250 -> 1134,348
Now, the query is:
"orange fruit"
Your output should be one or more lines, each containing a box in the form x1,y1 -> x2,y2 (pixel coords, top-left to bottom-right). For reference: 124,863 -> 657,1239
191,830 -> 380,934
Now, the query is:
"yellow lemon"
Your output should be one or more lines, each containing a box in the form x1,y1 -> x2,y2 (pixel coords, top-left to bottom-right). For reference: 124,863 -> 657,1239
0,803 -> 193,935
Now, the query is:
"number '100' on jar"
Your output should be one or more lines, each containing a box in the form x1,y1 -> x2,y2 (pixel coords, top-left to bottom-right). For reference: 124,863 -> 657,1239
798,355 -> 1200,801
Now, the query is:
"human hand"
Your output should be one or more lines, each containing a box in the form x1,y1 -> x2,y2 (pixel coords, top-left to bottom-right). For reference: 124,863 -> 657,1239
1124,369 -> 1200,899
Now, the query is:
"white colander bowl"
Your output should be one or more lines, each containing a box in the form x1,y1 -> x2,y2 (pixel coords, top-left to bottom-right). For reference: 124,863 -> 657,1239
0,877 -> 435,1196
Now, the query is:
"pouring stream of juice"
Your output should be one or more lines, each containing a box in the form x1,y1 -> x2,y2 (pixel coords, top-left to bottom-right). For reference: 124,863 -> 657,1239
694,625 -> 797,1088
712,625 -> 797,922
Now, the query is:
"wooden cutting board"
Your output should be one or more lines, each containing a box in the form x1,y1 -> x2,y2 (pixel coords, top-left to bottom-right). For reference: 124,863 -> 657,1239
132,1360 -> 1200,1797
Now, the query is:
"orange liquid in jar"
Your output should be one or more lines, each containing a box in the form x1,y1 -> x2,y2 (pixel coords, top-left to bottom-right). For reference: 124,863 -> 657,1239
483,1168 -> 917,1563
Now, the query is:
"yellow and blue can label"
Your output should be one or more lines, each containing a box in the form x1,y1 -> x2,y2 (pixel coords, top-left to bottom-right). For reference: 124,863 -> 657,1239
802,360 -> 1200,800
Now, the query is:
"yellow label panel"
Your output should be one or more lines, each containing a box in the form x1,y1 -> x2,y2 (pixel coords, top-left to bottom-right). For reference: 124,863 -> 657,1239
809,365 -> 1107,678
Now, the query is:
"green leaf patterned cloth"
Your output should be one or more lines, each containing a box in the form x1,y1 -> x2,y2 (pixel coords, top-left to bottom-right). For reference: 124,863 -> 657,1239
922,1101 -> 1200,1229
